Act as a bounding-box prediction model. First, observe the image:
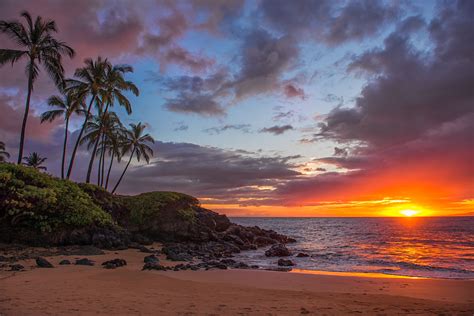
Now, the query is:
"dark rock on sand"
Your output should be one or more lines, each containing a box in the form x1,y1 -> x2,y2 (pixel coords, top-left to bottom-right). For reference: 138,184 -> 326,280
36,257 -> 54,268
138,245 -> 155,253
296,252 -> 309,257
59,259 -> 71,265
10,264 -> 24,271
265,244 -> 292,257
102,258 -> 127,269
278,259 -> 295,266
144,254 -> 159,264
142,262 -> 167,271
75,258 -> 94,266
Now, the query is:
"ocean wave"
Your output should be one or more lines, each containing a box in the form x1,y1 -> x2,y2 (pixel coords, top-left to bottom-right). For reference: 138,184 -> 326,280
366,259 -> 474,274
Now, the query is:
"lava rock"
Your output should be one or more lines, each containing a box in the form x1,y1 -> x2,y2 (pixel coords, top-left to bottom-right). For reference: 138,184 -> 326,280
278,259 -> 295,266
142,262 -> 167,271
59,259 -> 71,265
75,258 -> 95,266
139,246 -> 154,253
102,258 -> 127,269
296,252 -> 309,258
10,264 -> 24,271
144,254 -> 159,264
36,257 -> 54,268
265,244 -> 292,257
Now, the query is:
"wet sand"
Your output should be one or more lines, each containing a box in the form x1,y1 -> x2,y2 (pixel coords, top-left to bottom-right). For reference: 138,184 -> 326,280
1,247 -> 473,315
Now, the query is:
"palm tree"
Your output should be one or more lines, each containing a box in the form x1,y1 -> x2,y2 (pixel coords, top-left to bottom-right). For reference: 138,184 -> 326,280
0,11 -> 75,164
84,63 -> 139,183
40,92 -> 85,179
64,57 -> 110,179
23,152 -> 47,170
104,129 -> 124,190
80,110 -> 122,186
111,123 -> 154,194
0,141 -> 10,162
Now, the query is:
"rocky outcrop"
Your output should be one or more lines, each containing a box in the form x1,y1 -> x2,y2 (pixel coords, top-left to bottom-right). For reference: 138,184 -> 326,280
102,258 -> 127,269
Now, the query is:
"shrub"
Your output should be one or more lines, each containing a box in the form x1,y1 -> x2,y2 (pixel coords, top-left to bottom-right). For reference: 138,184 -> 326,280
0,163 -> 112,233
120,191 -> 198,227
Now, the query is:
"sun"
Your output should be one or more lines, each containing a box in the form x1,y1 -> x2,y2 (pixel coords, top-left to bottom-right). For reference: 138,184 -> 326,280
399,209 -> 419,217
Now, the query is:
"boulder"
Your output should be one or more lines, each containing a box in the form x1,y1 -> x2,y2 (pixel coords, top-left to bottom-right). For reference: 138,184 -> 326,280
59,259 -> 71,265
75,258 -> 94,266
102,258 -> 127,269
277,259 -> 295,266
10,264 -> 24,271
36,257 -> 54,268
144,254 -> 159,264
296,252 -> 309,257
142,262 -> 167,271
265,244 -> 292,257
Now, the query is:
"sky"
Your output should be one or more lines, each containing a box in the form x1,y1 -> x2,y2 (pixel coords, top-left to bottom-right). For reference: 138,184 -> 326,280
0,0 -> 473,217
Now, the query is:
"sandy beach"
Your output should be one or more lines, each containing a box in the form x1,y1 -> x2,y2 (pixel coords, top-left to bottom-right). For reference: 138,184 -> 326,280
1,246 -> 473,315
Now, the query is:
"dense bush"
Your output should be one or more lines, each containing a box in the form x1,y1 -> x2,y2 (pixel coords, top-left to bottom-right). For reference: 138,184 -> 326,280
120,191 -> 199,227
0,163 -> 113,233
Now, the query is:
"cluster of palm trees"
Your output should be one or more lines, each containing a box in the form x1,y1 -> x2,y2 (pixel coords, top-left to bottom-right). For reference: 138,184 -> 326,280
0,11 -> 155,194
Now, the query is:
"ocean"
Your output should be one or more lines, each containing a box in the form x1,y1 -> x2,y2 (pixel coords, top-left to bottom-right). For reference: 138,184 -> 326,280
230,217 -> 474,279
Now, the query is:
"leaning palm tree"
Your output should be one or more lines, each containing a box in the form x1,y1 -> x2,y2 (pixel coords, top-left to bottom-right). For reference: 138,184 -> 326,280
64,57 -> 110,179
0,11 -> 75,164
81,109 -> 122,185
84,63 -> 139,183
111,123 -> 154,194
23,152 -> 47,170
40,92 -> 85,179
0,141 -> 10,162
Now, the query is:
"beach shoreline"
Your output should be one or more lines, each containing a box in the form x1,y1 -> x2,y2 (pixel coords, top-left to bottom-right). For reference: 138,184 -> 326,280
1,246 -> 473,315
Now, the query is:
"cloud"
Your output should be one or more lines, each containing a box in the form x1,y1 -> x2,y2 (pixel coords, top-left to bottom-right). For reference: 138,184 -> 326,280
283,83 -> 305,99
233,29 -> 298,98
173,122 -> 189,132
203,124 -> 251,135
165,93 -> 226,117
260,125 -> 294,135
260,0 -> 400,45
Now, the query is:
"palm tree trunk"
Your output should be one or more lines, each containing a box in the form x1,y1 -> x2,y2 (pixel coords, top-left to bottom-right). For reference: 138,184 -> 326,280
17,63 -> 34,164
61,117 -> 69,179
111,148 -> 135,194
97,146 -> 103,186
86,133 -> 100,183
66,95 -> 95,179
105,151 -> 115,190
100,134 -> 107,187
86,102 -> 109,183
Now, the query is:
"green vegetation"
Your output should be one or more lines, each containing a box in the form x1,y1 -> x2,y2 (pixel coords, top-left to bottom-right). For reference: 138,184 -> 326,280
0,163 -> 112,233
120,191 -> 199,227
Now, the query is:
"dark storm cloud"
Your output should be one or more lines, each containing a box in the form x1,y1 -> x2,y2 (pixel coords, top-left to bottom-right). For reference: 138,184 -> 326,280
260,125 -> 294,135
203,124 -> 251,135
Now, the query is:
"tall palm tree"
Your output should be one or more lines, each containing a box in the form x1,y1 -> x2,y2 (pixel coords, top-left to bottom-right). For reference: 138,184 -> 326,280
23,152 -> 47,170
81,110 -> 122,185
40,92 -> 85,179
111,123 -> 154,194
0,141 -> 10,162
0,11 -> 75,164
65,57 -> 110,179
84,63 -> 139,183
